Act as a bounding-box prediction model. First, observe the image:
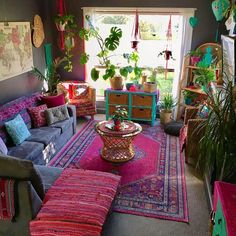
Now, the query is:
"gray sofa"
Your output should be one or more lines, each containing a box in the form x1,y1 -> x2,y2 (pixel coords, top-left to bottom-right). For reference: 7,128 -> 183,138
0,92 -> 77,165
0,153 -> 63,236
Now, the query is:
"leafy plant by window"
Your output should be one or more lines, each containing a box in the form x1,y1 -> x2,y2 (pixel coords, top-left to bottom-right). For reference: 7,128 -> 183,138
159,93 -> 176,112
79,16 -> 123,81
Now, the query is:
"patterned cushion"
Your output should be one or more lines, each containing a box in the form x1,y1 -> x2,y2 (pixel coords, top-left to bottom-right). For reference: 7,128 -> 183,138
0,92 -> 41,143
0,137 -> 7,155
73,85 -> 89,99
30,169 -> 121,235
197,105 -> 209,119
28,104 -> 48,128
5,114 -> 31,145
41,94 -> 66,108
45,105 -> 70,125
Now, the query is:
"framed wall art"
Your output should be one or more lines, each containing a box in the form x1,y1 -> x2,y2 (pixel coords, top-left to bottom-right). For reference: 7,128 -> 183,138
0,22 -> 33,81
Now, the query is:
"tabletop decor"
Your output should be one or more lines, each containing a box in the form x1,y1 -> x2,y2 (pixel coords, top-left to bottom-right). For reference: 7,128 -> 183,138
111,106 -> 128,131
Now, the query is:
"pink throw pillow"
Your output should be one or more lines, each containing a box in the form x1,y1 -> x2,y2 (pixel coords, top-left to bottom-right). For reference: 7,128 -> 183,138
40,94 -> 65,108
28,104 -> 48,128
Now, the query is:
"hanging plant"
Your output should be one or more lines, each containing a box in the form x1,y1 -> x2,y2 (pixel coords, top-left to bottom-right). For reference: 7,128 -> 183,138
158,50 -> 175,61
54,14 -> 76,31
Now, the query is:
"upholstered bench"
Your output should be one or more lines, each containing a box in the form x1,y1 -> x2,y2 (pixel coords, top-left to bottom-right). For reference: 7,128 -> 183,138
30,168 -> 121,236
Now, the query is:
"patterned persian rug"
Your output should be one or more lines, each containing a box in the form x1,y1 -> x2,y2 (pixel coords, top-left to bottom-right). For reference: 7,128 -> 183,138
49,120 -> 188,222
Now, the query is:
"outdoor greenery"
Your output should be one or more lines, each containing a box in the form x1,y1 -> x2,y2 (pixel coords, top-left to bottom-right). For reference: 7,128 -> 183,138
102,15 -> 129,25
197,80 -> 236,181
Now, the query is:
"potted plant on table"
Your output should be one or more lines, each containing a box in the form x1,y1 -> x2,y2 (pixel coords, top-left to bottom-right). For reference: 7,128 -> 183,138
159,93 -> 176,125
143,67 -> 160,93
112,106 -> 128,131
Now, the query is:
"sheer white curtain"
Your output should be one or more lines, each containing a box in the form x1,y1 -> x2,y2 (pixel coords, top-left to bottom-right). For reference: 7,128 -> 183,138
172,10 -> 195,119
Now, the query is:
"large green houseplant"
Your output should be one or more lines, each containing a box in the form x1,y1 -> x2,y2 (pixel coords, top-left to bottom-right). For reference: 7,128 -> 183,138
79,16 -> 123,82
32,57 -> 65,95
197,80 -> 236,181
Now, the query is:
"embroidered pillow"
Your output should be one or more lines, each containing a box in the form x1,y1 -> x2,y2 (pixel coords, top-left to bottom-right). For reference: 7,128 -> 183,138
40,94 -> 65,108
45,105 -> 70,125
73,86 -> 89,99
197,105 -> 209,119
0,137 -> 7,155
28,104 -> 47,128
5,114 -> 31,145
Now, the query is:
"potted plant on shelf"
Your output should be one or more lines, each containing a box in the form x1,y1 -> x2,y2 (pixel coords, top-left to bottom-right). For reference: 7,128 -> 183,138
79,16 -> 125,90
112,106 -> 128,131
32,57 -> 65,95
197,80 -> 236,182
182,90 -> 197,105
159,93 -> 176,125
187,49 -> 203,66
194,68 -> 215,92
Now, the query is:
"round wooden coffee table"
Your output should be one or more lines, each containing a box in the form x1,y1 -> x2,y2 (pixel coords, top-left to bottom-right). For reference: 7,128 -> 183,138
95,120 -> 142,163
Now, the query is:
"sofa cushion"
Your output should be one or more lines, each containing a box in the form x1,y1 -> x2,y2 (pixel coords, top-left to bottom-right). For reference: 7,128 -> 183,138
8,141 -> 44,161
28,104 -> 48,128
5,114 -> 31,145
0,92 -> 41,143
40,94 -> 65,108
45,105 -> 70,125
26,127 -> 61,146
0,137 -> 7,155
49,117 -> 73,133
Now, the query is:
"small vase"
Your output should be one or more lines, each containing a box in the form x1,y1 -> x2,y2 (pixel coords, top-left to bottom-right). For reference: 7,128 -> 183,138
113,119 -> 122,131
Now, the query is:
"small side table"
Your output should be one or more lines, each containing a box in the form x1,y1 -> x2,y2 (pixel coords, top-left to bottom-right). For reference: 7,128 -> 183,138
95,120 -> 142,163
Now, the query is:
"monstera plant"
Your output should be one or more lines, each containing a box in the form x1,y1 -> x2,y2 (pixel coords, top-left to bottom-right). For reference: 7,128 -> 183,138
79,16 -> 123,82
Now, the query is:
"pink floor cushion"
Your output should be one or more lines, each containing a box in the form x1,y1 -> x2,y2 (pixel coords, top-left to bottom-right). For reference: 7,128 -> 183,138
30,168 -> 120,235
30,220 -> 102,236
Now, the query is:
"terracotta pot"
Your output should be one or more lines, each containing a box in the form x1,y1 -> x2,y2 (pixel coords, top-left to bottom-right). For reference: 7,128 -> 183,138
110,76 -> 124,90
160,110 -> 172,125
143,82 -> 157,93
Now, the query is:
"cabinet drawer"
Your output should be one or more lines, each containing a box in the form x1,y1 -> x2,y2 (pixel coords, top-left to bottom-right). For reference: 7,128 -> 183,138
132,94 -> 152,106
132,108 -> 152,119
108,93 -> 128,105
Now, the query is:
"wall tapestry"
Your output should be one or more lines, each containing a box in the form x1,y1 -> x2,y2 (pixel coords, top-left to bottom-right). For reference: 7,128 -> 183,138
0,22 -> 33,81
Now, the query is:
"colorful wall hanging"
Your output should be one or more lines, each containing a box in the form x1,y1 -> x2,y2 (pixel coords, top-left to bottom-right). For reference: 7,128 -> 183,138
0,22 -> 33,81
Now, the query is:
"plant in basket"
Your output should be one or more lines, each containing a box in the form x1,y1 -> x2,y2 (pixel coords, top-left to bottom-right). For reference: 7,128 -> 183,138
112,106 -> 128,131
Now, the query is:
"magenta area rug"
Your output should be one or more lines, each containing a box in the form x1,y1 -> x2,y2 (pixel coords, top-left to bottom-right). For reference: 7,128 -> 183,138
49,120 -> 188,222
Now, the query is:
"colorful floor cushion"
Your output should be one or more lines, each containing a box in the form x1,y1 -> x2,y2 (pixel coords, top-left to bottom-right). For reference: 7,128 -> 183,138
30,168 -> 120,236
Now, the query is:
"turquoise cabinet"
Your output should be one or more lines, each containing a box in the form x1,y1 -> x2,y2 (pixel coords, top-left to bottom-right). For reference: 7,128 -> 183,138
212,181 -> 236,236
105,89 -> 158,126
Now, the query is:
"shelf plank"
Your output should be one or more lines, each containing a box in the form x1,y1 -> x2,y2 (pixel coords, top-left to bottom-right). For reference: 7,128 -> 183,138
181,87 -> 207,95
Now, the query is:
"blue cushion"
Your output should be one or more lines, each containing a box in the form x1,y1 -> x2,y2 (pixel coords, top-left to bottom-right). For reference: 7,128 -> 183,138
5,114 -> 31,145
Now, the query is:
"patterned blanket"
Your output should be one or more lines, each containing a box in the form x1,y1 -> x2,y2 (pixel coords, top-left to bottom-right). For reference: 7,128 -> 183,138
0,178 -> 15,220
30,168 -> 120,236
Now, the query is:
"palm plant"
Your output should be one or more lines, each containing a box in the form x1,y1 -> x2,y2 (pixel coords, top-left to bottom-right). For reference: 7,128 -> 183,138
197,80 -> 236,181
32,57 -> 65,95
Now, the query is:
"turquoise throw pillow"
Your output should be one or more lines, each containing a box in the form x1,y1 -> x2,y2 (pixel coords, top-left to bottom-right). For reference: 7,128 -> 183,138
5,114 -> 31,145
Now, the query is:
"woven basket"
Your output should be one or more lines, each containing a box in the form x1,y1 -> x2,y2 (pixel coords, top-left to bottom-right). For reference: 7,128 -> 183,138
143,82 -> 157,93
110,76 -> 124,90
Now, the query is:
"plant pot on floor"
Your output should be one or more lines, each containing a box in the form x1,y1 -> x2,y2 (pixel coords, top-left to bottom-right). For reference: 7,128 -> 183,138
110,76 -> 124,90
160,110 -> 172,125
144,82 -> 157,93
